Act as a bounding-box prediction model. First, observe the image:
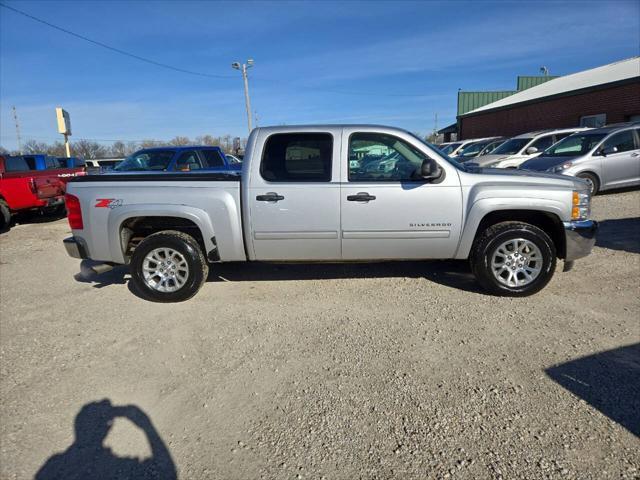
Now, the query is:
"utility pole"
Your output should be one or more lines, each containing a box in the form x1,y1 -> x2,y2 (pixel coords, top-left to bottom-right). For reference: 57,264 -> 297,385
434,112 -> 438,139
232,59 -> 254,134
12,106 -> 22,154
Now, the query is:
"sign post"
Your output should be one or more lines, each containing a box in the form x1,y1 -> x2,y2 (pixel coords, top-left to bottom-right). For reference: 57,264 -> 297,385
56,107 -> 72,157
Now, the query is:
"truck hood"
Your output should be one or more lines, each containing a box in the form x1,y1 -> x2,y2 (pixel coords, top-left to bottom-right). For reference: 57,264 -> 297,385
520,155 -> 580,172
461,165 -> 587,191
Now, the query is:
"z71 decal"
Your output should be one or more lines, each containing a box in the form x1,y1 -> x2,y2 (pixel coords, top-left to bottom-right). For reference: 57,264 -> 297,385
95,199 -> 123,209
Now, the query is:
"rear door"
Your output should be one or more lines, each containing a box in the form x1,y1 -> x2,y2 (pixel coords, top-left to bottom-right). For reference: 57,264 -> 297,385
600,129 -> 640,188
248,130 -> 341,260
340,128 -> 462,260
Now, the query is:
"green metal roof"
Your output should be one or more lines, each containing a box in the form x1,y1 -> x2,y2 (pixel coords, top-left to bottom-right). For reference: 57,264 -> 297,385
457,91 -> 516,116
516,75 -> 559,91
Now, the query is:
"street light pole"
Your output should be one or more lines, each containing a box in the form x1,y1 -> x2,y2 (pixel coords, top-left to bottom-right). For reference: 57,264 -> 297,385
232,59 -> 254,134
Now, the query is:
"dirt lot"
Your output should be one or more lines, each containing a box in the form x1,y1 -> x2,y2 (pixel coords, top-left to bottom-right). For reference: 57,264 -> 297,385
1,190 -> 639,480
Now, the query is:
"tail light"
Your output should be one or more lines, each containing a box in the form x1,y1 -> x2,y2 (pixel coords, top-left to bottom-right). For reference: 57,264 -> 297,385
65,194 -> 83,229
29,178 -> 37,194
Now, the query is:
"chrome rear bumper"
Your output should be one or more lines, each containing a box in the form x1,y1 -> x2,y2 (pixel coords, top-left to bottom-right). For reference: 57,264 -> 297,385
63,236 -> 88,259
563,220 -> 598,261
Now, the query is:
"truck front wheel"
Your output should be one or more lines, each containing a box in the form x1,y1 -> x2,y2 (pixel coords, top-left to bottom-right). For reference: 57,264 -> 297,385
130,230 -> 209,303
470,221 -> 556,296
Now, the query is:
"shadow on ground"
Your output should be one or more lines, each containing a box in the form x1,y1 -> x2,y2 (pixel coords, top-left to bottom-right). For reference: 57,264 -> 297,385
596,217 -> 640,254
546,343 -> 640,437
35,399 -> 177,480
1,209 -> 66,234
74,258 -> 483,298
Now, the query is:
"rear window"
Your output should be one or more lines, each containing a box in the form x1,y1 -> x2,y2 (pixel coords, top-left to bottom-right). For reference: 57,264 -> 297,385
5,157 -> 32,172
492,138 -> 531,155
45,156 -> 63,169
200,149 -> 226,168
260,133 -> 333,182
115,150 -> 175,171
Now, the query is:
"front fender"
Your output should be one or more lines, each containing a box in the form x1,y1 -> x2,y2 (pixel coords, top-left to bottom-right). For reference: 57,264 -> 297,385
107,205 -> 216,263
455,197 -> 567,259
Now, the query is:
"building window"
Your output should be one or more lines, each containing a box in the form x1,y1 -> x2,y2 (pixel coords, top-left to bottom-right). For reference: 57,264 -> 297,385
580,114 -> 606,128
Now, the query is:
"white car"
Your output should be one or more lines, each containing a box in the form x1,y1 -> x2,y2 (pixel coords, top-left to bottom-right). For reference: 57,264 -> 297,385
472,128 -> 590,169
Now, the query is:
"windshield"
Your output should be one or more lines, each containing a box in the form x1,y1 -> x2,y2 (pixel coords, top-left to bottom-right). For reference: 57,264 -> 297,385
408,133 -> 466,171
114,150 -> 175,171
542,133 -> 607,157
439,142 -> 462,155
457,140 -> 491,158
491,138 -> 531,155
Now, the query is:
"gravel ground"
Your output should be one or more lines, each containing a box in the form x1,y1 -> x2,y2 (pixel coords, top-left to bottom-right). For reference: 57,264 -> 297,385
1,189 -> 639,480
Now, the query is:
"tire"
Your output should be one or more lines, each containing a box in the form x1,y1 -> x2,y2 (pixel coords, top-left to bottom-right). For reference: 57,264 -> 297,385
470,221 -> 556,297
130,230 -> 208,303
0,200 -> 11,230
577,172 -> 599,195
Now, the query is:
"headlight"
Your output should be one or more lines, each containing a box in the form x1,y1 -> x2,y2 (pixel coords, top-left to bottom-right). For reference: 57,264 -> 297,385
571,190 -> 591,220
548,161 -> 573,173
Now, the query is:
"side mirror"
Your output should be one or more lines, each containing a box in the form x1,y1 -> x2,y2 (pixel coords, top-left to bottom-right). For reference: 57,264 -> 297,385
525,146 -> 538,155
418,158 -> 443,182
602,146 -> 618,156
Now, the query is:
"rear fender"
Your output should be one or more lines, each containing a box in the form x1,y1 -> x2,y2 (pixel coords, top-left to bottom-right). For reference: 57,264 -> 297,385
108,205 -> 216,264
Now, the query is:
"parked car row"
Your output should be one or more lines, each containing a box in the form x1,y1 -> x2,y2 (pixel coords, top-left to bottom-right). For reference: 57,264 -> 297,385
438,122 -> 640,194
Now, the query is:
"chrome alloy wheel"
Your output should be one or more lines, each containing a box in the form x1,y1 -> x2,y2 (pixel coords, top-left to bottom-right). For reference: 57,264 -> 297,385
142,248 -> 189,292
490,238 -> 542,288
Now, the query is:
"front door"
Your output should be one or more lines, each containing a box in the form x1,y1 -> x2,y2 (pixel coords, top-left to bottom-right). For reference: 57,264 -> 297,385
600,129 -> 640,189
340,129 -> 463,260
248,131 -> 342,260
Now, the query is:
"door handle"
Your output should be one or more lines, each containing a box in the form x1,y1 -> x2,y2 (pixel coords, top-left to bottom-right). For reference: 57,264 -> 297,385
347,192 -> 376,202
256,192 -> 285,202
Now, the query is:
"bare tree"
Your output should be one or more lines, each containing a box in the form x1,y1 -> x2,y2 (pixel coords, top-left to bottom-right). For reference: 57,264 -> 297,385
47,142 -> 67,157
108,141 -> 136,157
168,136 -> 190,146
140,139 -> 163,148
72,139 -> 108,159
22,139 -> 50,154
195,135 -> 219,146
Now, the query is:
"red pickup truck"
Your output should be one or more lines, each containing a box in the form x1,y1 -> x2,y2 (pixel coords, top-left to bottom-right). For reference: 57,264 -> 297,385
0,155 -> 84,229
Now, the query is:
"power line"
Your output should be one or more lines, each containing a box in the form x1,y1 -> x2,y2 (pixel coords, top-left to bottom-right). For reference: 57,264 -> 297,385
0,2 -> 234,79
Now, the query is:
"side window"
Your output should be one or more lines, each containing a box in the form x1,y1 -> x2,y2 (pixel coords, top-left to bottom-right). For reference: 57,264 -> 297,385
23,156 -> 37,170
175,150 -> 202,171
530,135 -> 554,152
4,157 -> 31,172
349,133 -> 427,182
261,133 -> 332,182
45,156 -> 62,169
602,131 -> 635,154
199,149 -> 225,168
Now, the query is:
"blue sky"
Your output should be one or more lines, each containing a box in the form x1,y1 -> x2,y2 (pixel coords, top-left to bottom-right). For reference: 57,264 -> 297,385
1,0 -> 639,150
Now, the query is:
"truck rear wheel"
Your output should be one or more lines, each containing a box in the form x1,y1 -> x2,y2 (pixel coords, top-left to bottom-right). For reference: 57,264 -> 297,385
130,230 -> 208,303
0,200 -> 10,230
470,221 -> 556,296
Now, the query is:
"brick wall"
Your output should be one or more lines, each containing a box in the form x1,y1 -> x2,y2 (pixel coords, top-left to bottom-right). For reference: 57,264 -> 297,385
459,81 -> 640,139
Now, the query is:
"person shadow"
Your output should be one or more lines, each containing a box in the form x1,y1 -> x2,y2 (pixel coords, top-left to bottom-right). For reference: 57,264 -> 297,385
35,399 -> 177,480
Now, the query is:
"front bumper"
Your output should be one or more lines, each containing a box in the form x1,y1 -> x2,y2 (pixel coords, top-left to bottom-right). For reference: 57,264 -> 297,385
63,236 -> 88,259
563,220 -> 598,261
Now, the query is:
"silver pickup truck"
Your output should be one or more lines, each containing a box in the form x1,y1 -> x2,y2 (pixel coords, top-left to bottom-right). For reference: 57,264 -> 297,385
63,125 -> 597,302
